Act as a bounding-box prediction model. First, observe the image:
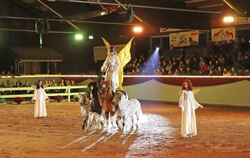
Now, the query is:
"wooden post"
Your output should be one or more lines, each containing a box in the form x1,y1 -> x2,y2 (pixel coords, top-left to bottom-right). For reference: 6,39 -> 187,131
68,86 -> 71,102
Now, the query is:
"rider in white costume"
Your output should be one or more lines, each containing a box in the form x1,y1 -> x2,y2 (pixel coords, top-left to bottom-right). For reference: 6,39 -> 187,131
101,47 -> 121,92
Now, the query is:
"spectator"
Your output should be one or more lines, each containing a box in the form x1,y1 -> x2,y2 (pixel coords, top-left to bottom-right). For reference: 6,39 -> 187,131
230,67 -> 238,76
16,80 -> 23,87
214,60 -> 220,70
71,80 -> 76,86
174,69 -> 180,75
160,68 -> 166,75
237,52 -> 244,64
5,80 -> 11,88
14,81 -> 22,94
185,58 -> 192,69
185,67 -> 192,75
242,55 -> 250,69
207,60 -> 215,71
165,61 -> 173,72
218,54 -> 225,65
59,79 -> 65,93
22,80 -> 32,95
131,69 -> 136,75
200,62 -> 208,75
23,80 -> 31,87
59,79 -> 65,86
44,80 -> 50,87
172,61 -> 178,71
179,67 -> 185,75
136,68 -> 140,74
168,70 -> 173,75
215,66 -> 223,76
51,79 -> 57,87
65,80 -> 71,86
70,80 -> 78,93
192,57 -> 199,69
178,61 -> 185,69
198,57 -> 204,67
223,68 -> 230,76
208,70 -> 214,76
1,71 -> 6,76
7,71 -> 12,76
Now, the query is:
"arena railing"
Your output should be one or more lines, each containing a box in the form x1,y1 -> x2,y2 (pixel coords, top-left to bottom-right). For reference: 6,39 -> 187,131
0,85 -> 87,102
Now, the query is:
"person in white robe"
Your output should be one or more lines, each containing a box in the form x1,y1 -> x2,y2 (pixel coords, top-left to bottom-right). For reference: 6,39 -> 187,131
101,46 -> 121,91
179,79 -> 203,137
32,80 -> 49,118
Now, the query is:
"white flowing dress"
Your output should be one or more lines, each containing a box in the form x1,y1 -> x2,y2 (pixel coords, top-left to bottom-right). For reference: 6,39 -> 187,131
101,54 -> 121,91
179,90 -> 202,137
32,88 -> 48,118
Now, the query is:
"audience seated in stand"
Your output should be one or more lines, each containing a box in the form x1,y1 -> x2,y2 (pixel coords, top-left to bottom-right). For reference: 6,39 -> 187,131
123,37 -> 250,76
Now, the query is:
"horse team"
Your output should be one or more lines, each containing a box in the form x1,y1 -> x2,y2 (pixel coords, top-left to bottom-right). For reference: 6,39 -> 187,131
78,81 -> 143,133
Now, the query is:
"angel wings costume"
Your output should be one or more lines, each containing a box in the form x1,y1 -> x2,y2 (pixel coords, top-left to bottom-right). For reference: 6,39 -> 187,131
32,88 -> 48,118
101,37 -> 134,91
179,90 -> 202,137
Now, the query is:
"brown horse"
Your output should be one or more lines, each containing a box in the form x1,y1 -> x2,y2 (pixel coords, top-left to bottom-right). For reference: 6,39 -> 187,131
98,80 -> 116,128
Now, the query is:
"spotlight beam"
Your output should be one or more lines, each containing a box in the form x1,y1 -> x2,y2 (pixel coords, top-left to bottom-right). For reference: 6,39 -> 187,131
141,47 -> 160,75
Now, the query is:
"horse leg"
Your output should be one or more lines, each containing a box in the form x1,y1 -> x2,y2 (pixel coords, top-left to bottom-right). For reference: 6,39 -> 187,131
95,113 -> 102,129
123,116 -> 129,133
82,120 -> 85,130
122,116 -> 126,130
105,112 -> 109,130
110,112 -> 118,129
86,112 -> 94,132
131,114 -> 137,131
116,116 -> 122,130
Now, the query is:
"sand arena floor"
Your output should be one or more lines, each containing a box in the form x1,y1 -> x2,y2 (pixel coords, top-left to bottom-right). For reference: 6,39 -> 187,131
0,101 -> 250,158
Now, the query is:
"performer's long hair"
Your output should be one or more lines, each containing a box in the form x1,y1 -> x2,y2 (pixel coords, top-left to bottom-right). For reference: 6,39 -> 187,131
36,80 -> 44,89
182,79 -> 193,91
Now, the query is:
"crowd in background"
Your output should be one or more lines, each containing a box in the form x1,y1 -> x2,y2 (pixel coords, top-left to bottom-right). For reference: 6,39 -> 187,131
0,70 -> 12,76
124,38 -> 250,76
1,79 -> 77,88
0,79 -> 78,95
0,38 -> 249,76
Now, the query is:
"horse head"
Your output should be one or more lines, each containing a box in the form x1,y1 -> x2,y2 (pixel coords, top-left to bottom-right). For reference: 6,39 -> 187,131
112,91 -> 124,106
78,93 -> 90,106
100,80 -> 112,97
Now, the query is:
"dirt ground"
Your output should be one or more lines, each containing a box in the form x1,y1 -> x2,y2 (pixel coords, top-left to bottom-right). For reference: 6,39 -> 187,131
0,101 -> 250,158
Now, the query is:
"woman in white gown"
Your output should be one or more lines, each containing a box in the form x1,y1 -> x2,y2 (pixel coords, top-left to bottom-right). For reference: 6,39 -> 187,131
32,80 -> 48,118
179,79 -> 203,137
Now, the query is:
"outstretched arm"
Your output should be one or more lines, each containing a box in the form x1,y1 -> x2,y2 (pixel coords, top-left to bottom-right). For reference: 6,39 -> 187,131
179,91 -> 185,111
101,56 -> 109,72
191,92 -> 204,109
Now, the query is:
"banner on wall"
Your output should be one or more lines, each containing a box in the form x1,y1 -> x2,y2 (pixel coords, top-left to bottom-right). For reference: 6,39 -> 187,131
236,17 -> 250,25
169,30 -> 199,47
211,27 -> 235,42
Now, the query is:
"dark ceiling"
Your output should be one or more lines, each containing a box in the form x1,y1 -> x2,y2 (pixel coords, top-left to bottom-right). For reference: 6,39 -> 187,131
1,0 -> 250,32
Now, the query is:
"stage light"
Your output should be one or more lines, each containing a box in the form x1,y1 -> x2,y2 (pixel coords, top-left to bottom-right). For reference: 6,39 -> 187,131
75,33 -> 83,40
133,26 -> 143,33
223,16 -> 234,23
100,11 -> 106,16
155,47 -> 160,51
88,35 -> 94,39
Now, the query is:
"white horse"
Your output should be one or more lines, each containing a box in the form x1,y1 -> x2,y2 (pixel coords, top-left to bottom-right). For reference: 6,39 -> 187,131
112,91 -> 143,132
